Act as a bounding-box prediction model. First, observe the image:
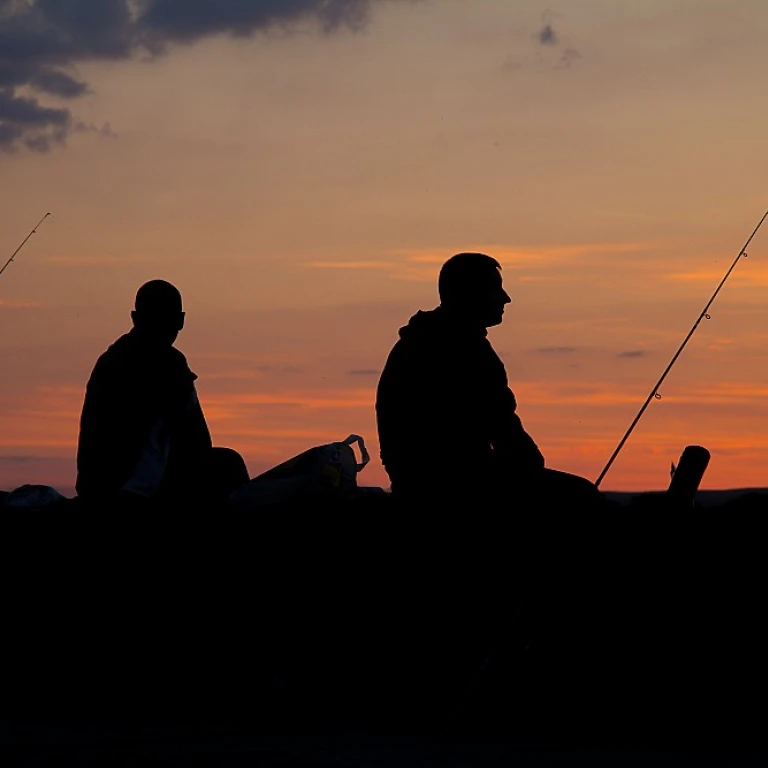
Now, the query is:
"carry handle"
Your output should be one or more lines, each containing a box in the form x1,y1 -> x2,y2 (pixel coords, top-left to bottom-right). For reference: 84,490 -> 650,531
343,434 -> 370,473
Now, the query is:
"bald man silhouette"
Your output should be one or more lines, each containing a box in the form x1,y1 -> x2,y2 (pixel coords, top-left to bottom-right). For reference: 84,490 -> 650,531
77,280 -> 247,507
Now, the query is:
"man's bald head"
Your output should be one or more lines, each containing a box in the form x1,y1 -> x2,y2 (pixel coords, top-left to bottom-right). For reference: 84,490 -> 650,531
135,280 -> 182,314
131,280 -> 185,346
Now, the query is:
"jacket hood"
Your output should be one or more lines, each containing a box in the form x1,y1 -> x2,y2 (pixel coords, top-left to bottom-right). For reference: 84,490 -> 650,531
398,307 -> 488,341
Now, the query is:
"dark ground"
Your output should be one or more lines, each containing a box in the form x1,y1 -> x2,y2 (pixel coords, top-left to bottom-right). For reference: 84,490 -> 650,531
2,491 -> 767,765
0,720 -> 731,766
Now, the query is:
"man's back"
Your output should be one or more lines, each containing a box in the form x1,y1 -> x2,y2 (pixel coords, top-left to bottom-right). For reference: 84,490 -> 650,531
76,329 -> 211,499
376,307 -> 543,500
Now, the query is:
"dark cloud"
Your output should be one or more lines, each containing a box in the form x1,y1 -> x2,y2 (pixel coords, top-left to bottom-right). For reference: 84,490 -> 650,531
347,368 -> 379,376
504,13 -> 580,75
0,0 -> 399,152
0,87 -> 70,152
618,350 -> 647,359
73,119 -> 119,138
535,346 -> 577,355
538,23 -> 557,46
141,0 -> 371,46
30,69 -> 89,98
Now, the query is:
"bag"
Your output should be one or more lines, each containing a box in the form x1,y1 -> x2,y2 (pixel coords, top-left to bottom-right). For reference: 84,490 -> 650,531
4,484 -> 67,510
229,434 -> 371,510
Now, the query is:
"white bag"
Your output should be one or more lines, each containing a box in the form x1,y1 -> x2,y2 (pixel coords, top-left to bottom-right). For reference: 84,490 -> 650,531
229,435 -> 370,510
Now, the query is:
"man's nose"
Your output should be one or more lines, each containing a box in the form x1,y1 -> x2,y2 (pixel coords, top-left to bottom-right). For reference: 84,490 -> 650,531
503,292 -> 512,305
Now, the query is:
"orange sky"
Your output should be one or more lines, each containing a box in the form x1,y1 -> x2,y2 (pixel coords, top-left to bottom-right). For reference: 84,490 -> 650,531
1,0 -> 768,495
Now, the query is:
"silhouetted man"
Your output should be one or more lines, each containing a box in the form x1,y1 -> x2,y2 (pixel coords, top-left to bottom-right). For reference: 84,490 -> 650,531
76,280 -> 248,506
376,252 -> 602,509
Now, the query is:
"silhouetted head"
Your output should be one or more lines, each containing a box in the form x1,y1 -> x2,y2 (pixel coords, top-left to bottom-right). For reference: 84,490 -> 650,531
438,252 -> 511,328
131,280 -> 185,346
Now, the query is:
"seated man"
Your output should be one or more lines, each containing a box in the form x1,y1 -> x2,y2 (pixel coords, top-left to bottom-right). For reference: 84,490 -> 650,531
76,280 -> 248,506
375,252 -> 602,509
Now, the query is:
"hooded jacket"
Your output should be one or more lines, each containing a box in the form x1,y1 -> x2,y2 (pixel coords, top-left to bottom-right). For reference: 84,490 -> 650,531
76,329 -> 212,500
376,307 -> 544,498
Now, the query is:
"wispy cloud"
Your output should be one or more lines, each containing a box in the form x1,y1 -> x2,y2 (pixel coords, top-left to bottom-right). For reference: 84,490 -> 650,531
73,121 -> 119,139
306,241 -> 661,283
0,297 -> 41,308
618,350 -> 647,359
205,389 -> 375,411
202,364 -> 307,382
305,257 -> 432,282
0,455 -> 42,464
667,265 -> 768,287
40,254 -> 130,266
347,368 -> 379,376
514,379 -> 768,408
558,48 -> 581,69
535,346 -> 577,355
306,260 -> 395,270
400,241 -> 655,265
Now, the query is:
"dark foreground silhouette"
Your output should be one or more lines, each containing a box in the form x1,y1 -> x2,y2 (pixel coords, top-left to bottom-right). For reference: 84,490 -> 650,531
376,253 -> 601,509
2,486 -> 768,765
76,280 -> 248,507
3,271 -> 767,762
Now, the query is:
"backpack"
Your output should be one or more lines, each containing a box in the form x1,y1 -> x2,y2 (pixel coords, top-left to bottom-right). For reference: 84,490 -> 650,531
229,434 -> 370,510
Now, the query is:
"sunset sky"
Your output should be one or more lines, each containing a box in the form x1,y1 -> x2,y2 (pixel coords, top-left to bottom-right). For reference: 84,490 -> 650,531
1,0 -> 767,496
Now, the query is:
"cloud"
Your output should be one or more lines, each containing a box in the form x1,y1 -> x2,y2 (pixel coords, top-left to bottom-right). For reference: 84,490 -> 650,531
0,87 -> 70,152
30,69 -> 89,98
504,12 -> 580,74
399,241 -> 653,265
347,368 -> 379,376
0,454 -> 41,464
557,48 -> 581,69
73,120 -> 119,138
538,23 -> 557,46
0,0 -> 406,152
534,346 -> 577,355
307,260 -> 396,269
140,0 -> 372,46
0,297 -> 41,308
306,241 -> 660,284
618,350 -> 647,359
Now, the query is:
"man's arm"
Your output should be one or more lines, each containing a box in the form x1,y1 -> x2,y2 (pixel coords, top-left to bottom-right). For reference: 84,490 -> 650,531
490,385 -> 545,472
481,344 -> 545,473
182,384 -> 213,454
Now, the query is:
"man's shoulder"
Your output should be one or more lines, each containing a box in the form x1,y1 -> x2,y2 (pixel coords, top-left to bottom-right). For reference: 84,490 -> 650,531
167,345 -> 190,366
383,333 -> 436,371
91,333 -> 132,372
91,334 -> 191,378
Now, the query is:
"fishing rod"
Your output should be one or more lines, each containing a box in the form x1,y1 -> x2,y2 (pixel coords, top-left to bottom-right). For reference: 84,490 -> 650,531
595,208 -> 768,488
0,212 -> 51,279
